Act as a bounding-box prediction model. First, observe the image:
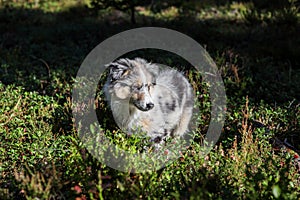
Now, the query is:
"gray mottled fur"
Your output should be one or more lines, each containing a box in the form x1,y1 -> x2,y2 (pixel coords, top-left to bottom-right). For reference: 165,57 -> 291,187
104,58 -> 194,147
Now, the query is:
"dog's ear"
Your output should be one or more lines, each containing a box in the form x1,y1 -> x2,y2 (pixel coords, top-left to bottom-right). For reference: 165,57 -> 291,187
134,58 -> 160,77
106,62 -> 129,82
146,63 -> 159,77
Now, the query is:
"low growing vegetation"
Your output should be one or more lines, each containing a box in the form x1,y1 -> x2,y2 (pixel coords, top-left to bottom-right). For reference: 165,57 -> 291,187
0,0 -> 299,199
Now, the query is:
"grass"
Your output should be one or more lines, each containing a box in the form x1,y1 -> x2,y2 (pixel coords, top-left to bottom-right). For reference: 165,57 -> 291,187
0,0 -> 299,199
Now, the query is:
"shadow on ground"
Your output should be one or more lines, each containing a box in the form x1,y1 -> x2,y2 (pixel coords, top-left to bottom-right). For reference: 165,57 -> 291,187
0,4 -> 299,102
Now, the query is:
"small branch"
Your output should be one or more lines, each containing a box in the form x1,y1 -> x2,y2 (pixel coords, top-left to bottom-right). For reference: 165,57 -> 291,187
30,55 -> 51,79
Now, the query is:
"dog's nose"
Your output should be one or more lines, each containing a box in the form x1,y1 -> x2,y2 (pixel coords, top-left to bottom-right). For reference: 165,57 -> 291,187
146,103 -> 154,110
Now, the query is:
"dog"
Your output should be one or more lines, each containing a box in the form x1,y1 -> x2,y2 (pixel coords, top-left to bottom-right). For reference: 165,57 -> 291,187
104,58 -> 194,148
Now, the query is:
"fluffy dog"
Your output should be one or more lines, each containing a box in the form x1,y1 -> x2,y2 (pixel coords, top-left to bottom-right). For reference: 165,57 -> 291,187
104,58 -> 194,148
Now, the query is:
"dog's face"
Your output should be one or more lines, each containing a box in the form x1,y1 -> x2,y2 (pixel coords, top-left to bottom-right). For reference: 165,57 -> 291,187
106,58 -> 159,112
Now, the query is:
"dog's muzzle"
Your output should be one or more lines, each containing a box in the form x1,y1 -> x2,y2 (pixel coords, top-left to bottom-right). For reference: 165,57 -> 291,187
135,102 -> 154,112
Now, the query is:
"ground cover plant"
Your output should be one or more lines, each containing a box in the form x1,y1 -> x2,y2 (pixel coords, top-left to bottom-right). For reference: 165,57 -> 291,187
0,0 -> 299,199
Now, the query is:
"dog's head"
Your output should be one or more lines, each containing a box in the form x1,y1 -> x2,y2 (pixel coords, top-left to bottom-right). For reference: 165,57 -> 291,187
106,58 -> 159,111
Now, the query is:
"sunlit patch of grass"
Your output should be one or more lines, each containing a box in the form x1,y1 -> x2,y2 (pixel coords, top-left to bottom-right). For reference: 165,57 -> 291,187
138,1 -> 253,21
0,0 -> 90,13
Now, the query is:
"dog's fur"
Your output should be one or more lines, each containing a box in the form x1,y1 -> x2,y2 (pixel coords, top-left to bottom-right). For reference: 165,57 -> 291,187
104,58 -> 194,147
